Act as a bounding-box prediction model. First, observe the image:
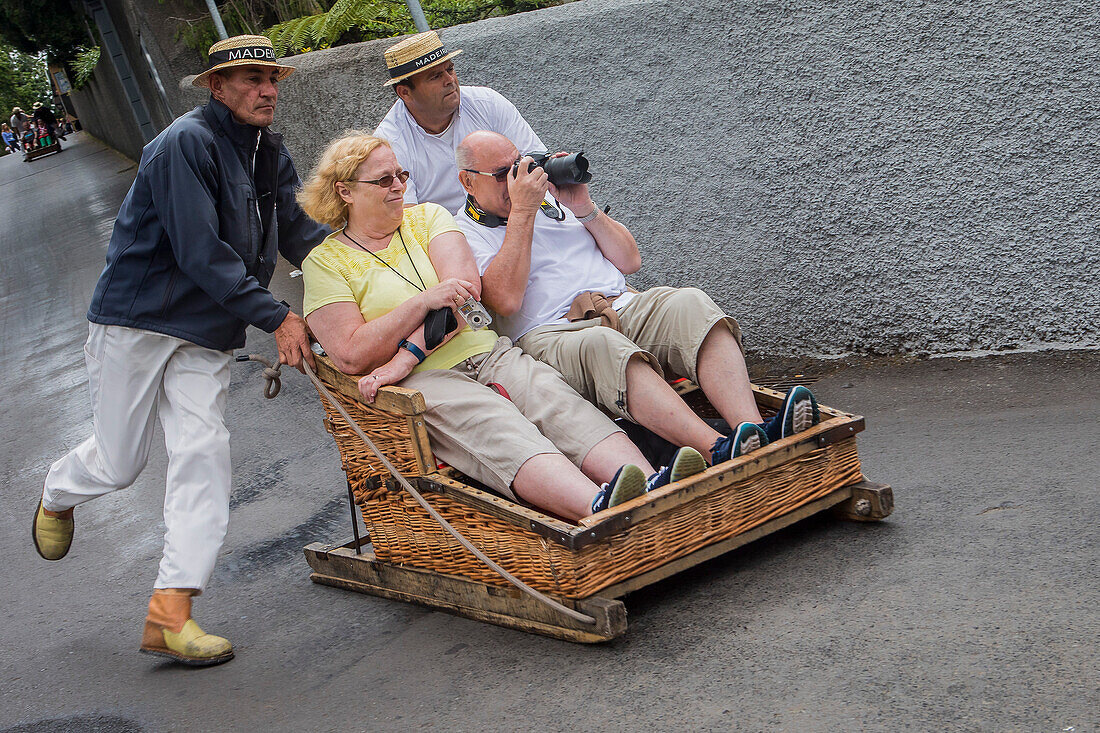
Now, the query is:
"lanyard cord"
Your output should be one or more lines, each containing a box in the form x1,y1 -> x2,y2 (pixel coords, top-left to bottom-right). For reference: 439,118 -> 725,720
342,227 -> 427,292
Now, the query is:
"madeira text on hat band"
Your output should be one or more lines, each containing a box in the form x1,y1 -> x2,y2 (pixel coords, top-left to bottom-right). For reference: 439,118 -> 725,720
388,47 -> 451,80
210,45 -> 277,66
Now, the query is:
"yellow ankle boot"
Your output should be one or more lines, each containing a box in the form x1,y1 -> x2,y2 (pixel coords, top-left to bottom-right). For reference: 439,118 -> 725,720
32,500 -> 74,561
140,588 -> 234,666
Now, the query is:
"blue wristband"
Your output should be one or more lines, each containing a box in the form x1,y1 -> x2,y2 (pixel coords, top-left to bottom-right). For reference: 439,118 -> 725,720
399,339 -> 427,363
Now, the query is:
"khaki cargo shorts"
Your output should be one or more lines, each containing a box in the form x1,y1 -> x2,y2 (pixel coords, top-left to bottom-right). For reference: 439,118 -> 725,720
399,336 -> 623,501
517,286 -> 741,421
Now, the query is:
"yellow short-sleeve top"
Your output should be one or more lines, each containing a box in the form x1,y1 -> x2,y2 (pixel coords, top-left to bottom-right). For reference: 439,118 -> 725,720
302,203 -> 498,373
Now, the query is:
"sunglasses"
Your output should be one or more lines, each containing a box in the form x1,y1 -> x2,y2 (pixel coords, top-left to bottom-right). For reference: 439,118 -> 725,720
462,163 -> 514,183
348,170 -> 410,188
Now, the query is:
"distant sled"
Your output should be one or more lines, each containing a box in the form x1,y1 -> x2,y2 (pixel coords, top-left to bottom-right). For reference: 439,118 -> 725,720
24,141 -> 62,162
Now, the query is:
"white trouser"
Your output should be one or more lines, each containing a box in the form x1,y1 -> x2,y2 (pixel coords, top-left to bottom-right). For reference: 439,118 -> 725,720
43,323 -> 233,593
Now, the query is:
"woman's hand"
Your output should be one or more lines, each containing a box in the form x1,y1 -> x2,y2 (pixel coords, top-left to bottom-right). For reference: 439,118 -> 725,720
357,351 -> 418,403
421,277 -> 476,311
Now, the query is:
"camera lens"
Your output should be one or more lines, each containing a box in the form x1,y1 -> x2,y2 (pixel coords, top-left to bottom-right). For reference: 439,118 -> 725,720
543,153 -> 592,186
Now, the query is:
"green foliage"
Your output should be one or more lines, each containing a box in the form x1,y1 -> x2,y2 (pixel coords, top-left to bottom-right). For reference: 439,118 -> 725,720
0,0 -> 88,63
265,0 -> 407,56
171,0 -> 332,59
71,46 -> 100,89
0,43 -> 52,119
422,0 -> 564,27
264,0 -> 567,56
218,0 -> 330,37
176,20 -> 223,63
173,0 -> 568,61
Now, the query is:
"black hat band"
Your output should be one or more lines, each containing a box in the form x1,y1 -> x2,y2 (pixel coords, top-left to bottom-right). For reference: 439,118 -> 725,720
208,45 -> 277,69
388,47 -> 451,80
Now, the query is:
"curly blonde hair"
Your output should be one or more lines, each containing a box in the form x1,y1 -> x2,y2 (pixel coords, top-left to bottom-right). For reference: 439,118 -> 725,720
297,132 -> 393,230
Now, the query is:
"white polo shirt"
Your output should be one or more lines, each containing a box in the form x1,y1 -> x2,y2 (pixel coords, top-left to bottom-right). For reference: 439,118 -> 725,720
375,86 -> 544,213
456,200 -> 632,341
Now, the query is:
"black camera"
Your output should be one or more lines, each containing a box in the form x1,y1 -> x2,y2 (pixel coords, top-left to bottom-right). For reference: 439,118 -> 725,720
513,151 -> 593,186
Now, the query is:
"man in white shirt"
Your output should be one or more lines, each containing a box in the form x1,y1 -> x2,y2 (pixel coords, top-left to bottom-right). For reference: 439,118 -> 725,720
374,31 -> 543,212
454,131 -> 822,466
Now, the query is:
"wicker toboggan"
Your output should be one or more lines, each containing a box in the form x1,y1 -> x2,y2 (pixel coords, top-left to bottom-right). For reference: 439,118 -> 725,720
309,355 -> 868,601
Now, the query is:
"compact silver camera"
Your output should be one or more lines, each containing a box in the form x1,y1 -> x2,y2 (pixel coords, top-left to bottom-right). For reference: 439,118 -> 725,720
458,298 -> 493,330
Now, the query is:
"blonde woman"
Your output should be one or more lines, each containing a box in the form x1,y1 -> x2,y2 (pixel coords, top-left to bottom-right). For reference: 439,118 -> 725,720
297,133 -> 705,521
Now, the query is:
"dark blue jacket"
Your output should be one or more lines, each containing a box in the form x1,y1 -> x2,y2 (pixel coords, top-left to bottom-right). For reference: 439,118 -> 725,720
87,98 -> 329,350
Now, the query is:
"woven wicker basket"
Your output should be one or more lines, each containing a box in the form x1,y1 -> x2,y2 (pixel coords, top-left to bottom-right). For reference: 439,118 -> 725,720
312,356 -> 864,599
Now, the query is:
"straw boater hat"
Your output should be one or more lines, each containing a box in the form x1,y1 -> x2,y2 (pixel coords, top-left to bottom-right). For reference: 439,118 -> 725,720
383,31 -> 462,86
191,34 -> 295,88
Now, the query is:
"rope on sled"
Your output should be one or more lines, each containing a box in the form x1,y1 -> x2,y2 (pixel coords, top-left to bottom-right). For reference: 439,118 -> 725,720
240,354 -> 597,627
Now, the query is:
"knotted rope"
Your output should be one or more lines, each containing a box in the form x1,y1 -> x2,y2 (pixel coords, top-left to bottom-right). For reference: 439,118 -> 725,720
240,353 -> 596,626
236,354 -> 282,398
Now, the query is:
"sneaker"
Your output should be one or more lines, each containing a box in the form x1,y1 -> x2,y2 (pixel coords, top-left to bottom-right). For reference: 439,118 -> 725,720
760,385 -> 820,442
645,447 -> 706,493
590,464 -> 647,513
710,421 -> 770,465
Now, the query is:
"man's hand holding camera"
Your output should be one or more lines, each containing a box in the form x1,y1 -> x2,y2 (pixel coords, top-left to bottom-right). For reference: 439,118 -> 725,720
547,151 -> 595,219
513,150 -> 597,221
507,155 -> 550,216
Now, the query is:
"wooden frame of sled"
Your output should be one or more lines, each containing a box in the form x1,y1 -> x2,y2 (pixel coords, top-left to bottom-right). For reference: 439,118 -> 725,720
23,141 -> 62,162
304,355 -> 893,642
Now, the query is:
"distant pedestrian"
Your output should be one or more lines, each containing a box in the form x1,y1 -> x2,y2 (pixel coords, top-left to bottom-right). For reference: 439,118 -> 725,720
32,101 -> 65,143
10,107 -> 30,138
2,123 -> 18,153
35,120 -> 53,147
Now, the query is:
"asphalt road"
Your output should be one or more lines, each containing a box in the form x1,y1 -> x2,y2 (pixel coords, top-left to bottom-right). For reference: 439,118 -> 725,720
1,134 -> 1096,732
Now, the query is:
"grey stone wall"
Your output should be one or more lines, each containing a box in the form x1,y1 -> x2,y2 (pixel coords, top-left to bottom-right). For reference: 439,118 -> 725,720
69,66 -> 147,162
192,0 -> 1098,358
70,0 -> 187,160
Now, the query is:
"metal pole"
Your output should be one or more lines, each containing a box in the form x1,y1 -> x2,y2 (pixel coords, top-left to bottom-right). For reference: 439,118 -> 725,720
404,0 -> 430,32
204,0 -> 229,40
346,481 -> 363,555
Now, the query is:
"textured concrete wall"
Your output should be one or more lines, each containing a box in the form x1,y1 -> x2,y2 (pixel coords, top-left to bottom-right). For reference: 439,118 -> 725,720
172,0 -> 1097,359
69,0 -> 146,161
70,0 -> 183,161
69,66 -> 147,163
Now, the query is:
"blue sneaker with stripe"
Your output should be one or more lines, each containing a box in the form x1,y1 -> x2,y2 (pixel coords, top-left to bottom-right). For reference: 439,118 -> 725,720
760,385 -> 820,442
710,421 -> 770,465
591,464 -> 647,514
644,447 -> 706,493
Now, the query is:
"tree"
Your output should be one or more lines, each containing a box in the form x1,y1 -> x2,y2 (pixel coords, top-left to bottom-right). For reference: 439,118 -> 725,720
0,43 -> 52,119
0,0 -> 88,64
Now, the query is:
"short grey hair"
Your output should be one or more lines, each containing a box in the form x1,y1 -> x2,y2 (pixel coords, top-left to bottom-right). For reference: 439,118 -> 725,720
455,139 -> 477,171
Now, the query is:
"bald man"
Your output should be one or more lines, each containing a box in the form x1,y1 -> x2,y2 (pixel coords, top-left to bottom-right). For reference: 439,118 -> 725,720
452,131 -> 822,467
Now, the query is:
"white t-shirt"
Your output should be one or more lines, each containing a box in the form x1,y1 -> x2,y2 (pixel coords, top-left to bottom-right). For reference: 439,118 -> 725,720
375,86 -> 544,213
456,200 -> 632,341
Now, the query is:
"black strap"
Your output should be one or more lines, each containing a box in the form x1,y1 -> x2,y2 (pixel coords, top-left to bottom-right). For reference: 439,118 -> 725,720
464,196 -> 505,228
342,228 -> 427,292
464,195 -> 566,228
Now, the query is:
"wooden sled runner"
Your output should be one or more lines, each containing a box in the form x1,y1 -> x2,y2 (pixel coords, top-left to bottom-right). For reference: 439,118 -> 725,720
303,354 -> 894,642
